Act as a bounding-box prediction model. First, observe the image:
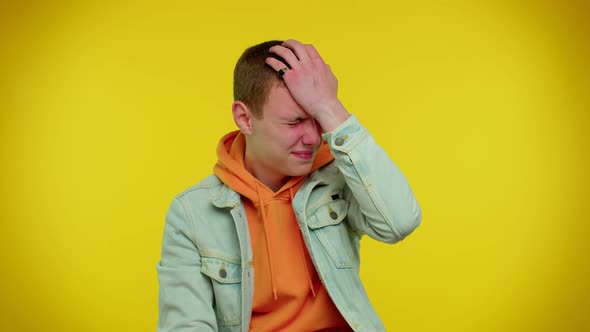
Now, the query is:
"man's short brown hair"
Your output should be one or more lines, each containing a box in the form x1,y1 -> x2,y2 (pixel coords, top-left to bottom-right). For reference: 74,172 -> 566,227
233,40 -> 288,119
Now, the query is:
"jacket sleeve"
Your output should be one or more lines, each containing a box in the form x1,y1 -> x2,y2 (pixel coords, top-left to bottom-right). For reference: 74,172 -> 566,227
156,198 -> 218,331
322,114 -> 422,244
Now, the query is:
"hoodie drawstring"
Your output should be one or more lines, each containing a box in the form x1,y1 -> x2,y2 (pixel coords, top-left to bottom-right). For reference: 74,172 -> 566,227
290,187 -> 316,298
252,183 -> 315,301
256,182 -> 278,300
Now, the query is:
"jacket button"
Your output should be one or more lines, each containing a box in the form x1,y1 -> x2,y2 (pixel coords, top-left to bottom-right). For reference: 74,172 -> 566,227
219,268 -> 227,278
330,211 -> 338,219
335,137 -> 345,146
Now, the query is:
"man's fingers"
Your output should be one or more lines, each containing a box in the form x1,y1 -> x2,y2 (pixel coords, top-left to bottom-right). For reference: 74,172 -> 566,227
281,39 -> 311,62
265,57 -> 288,73
305,44 -> 323,61
269,45 -> 300,69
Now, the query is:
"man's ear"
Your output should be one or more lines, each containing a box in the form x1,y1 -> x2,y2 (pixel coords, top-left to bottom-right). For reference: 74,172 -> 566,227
232,101 -> 254,135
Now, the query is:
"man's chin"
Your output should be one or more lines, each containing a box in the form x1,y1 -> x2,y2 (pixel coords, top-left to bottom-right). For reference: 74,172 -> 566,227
286,164 -> 314,177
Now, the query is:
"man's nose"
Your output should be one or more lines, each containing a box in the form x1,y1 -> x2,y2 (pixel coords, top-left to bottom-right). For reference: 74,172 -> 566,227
302,119 -> 322,146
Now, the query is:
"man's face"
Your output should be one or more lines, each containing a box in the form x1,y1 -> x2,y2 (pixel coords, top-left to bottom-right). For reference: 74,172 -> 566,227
245,85 -> 323,189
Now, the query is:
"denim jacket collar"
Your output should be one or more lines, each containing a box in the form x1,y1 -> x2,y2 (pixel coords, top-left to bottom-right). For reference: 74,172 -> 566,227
210,180 -> 241,209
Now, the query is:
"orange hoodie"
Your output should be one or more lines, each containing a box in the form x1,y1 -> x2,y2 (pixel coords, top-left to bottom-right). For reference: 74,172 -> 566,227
214,131 -> 352,331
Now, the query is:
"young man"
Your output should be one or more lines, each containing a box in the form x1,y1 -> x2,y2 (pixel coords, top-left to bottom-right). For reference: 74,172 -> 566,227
157,39 -> 422,332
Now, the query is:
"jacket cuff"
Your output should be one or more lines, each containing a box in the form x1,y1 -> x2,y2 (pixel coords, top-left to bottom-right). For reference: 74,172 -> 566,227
322,114 -> 370,154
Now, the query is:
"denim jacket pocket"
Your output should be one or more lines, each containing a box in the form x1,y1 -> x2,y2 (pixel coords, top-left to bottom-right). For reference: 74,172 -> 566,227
201,255 -> 242,326
306,198 -> 355,269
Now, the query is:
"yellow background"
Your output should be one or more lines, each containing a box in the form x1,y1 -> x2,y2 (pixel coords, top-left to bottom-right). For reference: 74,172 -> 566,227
1,0 -> 588,331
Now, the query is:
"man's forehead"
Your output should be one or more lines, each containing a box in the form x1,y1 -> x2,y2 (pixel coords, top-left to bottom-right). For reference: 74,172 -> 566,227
264,85 -> 307,118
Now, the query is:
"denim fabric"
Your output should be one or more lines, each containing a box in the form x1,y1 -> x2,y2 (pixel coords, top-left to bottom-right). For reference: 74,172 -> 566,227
157,115 -> 422,332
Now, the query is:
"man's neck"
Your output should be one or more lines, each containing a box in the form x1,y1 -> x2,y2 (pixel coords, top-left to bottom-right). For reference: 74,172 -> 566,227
243,158 -> 288,192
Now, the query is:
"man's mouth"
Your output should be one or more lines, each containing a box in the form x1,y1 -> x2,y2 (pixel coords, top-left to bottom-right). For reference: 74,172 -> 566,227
292,150 -> 314,160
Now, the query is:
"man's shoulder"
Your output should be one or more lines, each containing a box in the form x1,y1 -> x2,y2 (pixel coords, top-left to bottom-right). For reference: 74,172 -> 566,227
310,160 -> 341,180
174,174 -> 224,200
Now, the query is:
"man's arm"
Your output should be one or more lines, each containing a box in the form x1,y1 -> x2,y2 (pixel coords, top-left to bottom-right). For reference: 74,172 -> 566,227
157,198 -> 217,331
267,39 -> 421,243
323,114 -> 422,243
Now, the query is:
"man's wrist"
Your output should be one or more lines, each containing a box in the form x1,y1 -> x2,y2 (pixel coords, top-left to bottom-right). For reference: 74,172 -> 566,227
314,99 -> 351,133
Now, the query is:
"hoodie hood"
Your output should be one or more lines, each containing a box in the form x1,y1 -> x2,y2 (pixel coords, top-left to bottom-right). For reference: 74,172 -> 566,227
213,130 -> 333,197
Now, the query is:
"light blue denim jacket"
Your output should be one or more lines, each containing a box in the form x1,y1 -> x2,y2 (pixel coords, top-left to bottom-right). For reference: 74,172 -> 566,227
157,115 -> 422,332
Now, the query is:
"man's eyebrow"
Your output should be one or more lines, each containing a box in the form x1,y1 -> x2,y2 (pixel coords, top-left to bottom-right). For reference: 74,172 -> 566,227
283,115 -> 307,122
